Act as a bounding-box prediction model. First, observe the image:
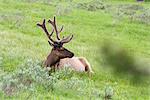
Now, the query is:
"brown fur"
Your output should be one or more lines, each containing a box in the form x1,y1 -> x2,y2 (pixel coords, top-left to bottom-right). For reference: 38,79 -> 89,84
44,47 -> 74,67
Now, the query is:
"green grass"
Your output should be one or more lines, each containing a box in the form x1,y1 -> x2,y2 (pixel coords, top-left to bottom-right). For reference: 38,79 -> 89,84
0,0 -> 150,99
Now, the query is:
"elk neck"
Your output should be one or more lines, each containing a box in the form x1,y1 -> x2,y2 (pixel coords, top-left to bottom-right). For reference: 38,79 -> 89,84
45,51 -> 60,67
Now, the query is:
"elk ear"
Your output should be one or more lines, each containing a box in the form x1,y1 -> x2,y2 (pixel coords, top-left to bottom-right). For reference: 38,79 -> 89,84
48,41 -> 54,47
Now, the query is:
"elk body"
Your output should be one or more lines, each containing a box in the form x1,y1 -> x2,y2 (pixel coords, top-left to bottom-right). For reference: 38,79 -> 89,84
56,57 -> 93,73
37,17 -> 93,73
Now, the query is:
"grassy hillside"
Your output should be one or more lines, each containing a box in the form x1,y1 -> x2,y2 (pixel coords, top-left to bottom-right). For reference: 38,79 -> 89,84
0,0 -> 150,99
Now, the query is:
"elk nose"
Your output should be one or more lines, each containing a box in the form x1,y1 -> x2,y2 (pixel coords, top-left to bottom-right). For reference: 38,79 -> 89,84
71,53 -> 74,57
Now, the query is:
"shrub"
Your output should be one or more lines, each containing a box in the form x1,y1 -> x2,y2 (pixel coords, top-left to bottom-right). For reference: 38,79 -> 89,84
133,9 -> 150,24
0,59 -> 56,96
0,12 -> 24,29
0,59 -> 84,96
106,4 -> 150,25
55,3 -> 73,16
77,0 -> 105,11
0,59 -> 106,99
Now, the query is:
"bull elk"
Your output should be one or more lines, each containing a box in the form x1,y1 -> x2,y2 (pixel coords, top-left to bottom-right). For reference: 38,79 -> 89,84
37,16 -> 93,73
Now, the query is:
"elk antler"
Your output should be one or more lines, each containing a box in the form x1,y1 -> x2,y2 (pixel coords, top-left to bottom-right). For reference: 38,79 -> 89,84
48,16 -> 73,44
37,19 -> 56,44
48,16 -> 63,40
37,17 -> 73,46
61,35 -> 73,44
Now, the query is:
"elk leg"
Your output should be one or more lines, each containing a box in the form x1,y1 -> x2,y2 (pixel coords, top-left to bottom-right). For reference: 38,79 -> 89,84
78,57 -> 93,73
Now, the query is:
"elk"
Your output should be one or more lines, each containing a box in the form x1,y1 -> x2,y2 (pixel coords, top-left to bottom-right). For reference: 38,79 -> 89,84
37,16 -> 93,73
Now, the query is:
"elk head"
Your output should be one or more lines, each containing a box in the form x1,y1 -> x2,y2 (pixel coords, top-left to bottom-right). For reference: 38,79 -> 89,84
37,16 -> 74,67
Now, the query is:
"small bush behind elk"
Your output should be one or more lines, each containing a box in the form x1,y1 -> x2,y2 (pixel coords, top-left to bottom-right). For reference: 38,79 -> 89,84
37,16 -> 93,74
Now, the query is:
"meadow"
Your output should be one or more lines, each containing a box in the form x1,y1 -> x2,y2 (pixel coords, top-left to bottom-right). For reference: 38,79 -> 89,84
0,0 -> 150,99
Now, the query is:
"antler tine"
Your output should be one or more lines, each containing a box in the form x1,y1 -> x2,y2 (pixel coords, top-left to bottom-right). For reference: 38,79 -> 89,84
59,25 -> 64,33
37,19 -> 55,43
48,16 -> 63,40
48,40 -> 53,46
60,34 -> 73,44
